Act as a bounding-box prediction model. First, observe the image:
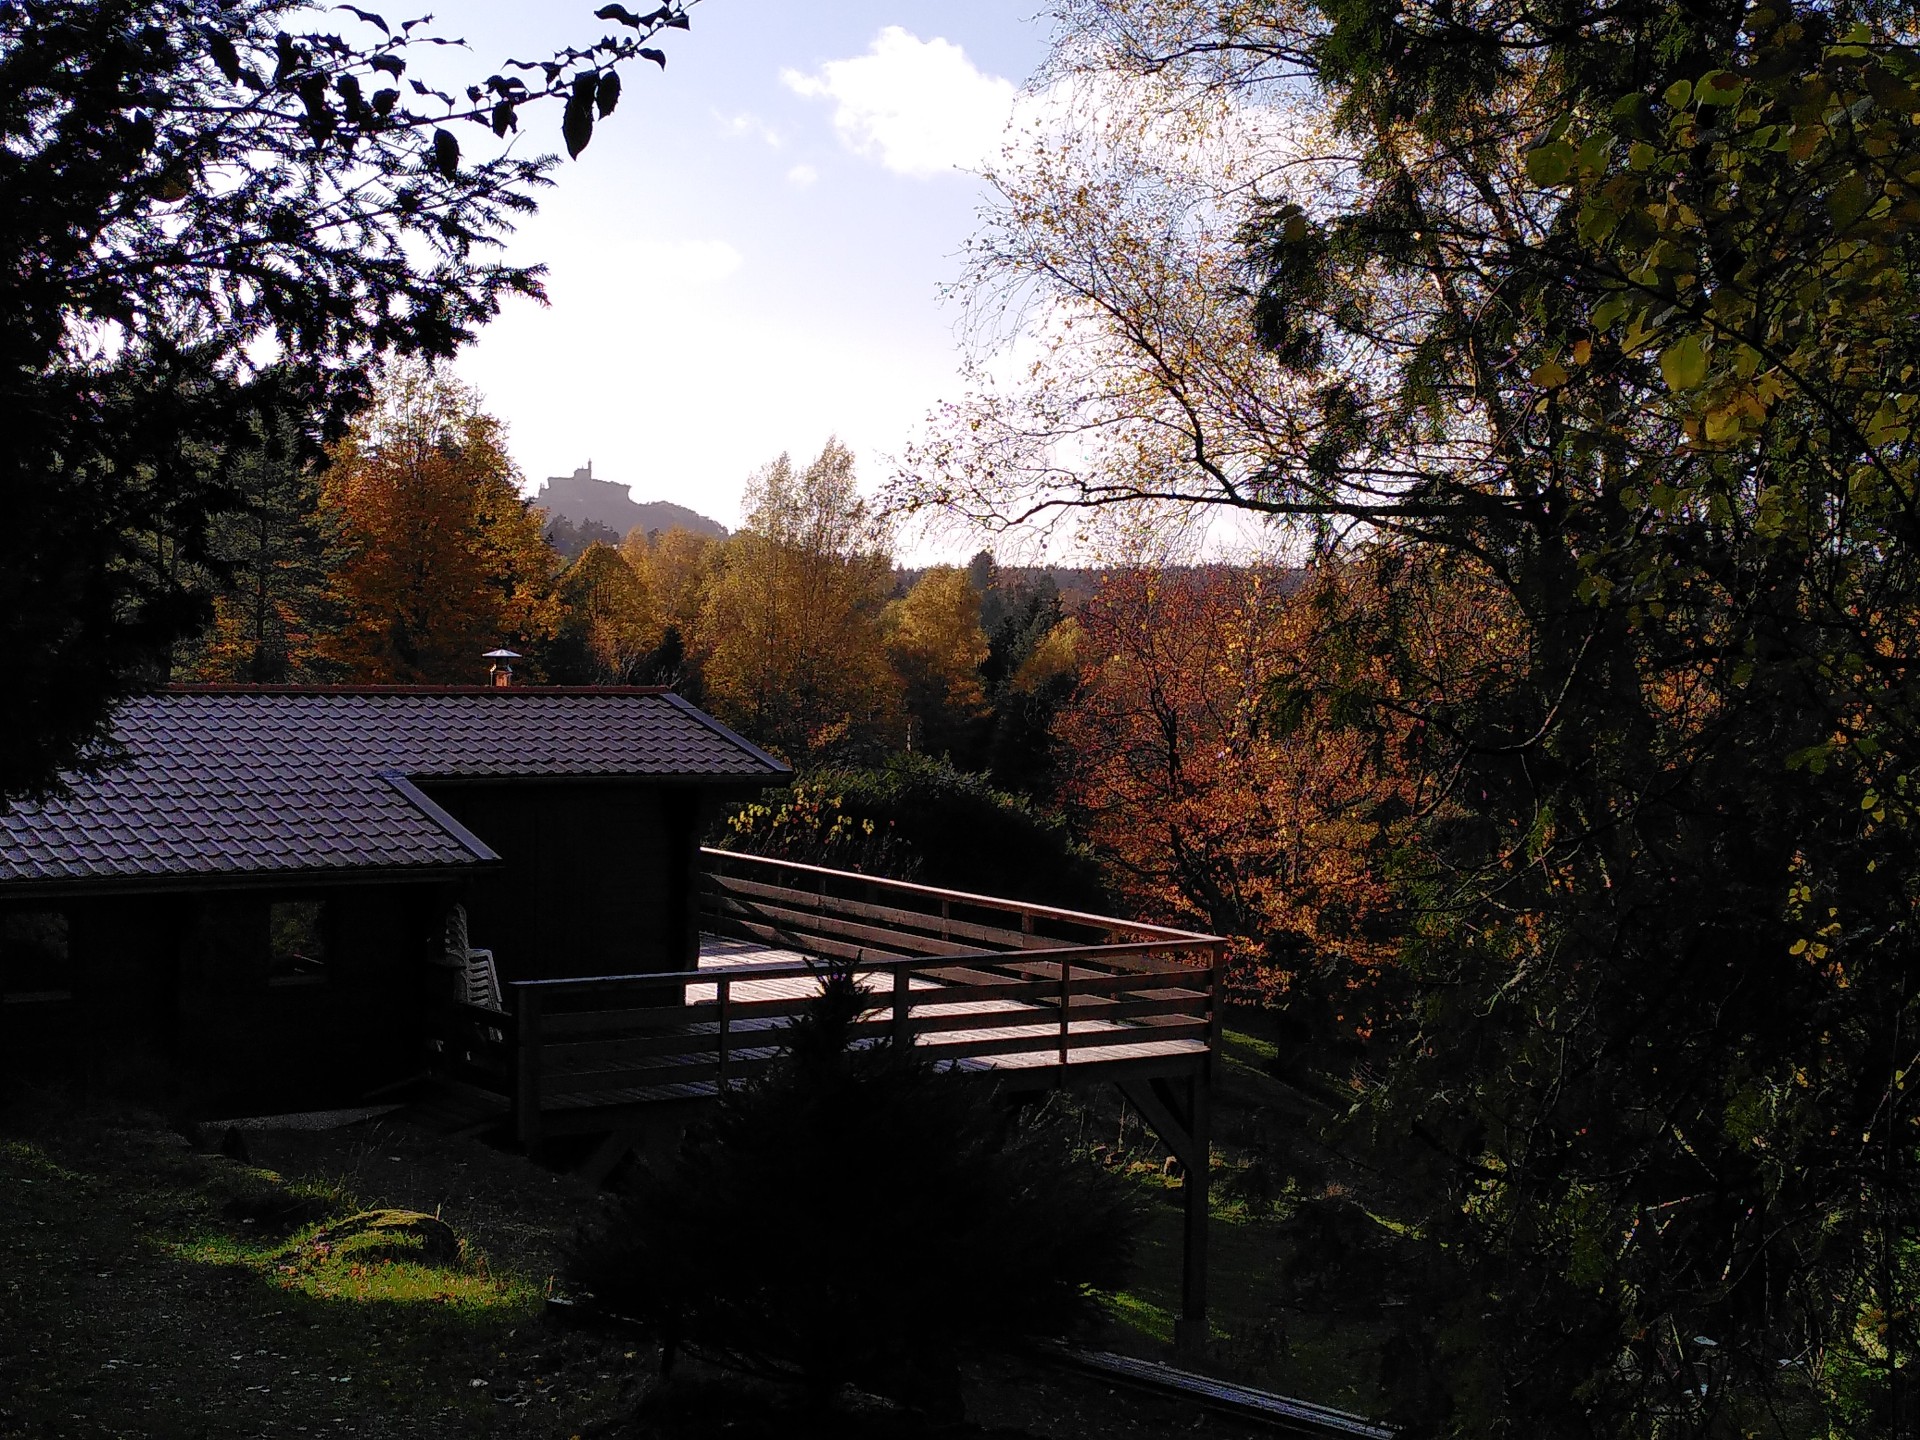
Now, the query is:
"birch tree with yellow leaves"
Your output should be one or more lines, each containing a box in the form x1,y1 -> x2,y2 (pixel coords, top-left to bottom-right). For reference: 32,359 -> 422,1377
703,440 -> 899,760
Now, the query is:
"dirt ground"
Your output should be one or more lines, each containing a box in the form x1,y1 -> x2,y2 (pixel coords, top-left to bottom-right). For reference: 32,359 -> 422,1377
0,1094 -> 1274,1440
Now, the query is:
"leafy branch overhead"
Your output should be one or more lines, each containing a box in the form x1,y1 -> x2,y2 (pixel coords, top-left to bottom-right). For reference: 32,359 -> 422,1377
0,0 -> 698,804
1522,14 -> 1920,463
6,0 -> 700,405
891,0 -> 1920,1428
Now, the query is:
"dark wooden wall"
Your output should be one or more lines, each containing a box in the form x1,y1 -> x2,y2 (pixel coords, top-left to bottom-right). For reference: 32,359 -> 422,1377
423,781 -> 708,983
1,780 -> 745,1108
1,884 -> 443,1114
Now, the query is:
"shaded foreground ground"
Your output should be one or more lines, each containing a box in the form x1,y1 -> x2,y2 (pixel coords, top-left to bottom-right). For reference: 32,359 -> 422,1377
0,1093 -> 1299,1440
1087,1022 -> 1392,1417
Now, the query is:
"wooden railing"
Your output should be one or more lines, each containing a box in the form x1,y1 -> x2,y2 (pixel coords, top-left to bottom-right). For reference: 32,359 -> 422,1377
698,846 -> 1217,959
434,852 -> 1225,1147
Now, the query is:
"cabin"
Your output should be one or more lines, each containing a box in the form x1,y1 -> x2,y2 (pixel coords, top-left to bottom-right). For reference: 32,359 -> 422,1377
0,681 -> 1225,1347
0,685 -> 787,1111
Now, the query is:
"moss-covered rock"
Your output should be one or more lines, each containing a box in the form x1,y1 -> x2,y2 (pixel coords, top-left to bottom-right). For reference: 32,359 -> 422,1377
311,1209 -> 462,1266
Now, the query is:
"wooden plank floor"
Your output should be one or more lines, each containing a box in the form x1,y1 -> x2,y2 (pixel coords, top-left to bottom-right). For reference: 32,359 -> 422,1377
692,935 -> 1208,1074
420,938 -> 1211,1128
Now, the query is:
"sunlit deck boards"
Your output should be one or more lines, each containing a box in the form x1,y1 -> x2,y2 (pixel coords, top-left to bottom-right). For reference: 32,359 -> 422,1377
421,854 -> 1223,1138
691,935 -> 1211,1075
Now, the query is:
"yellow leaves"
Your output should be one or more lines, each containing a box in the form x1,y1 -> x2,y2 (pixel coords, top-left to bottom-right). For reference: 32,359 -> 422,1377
557,544 -> 658,682
1865,394 -> 1918,447
1570,339 -> 1592,366
1531,359 -> 1570,388
884,566 -> 992,718
1701,384 -> 1773,443
1011,617 -> 1082,693
703,441 -> 901,760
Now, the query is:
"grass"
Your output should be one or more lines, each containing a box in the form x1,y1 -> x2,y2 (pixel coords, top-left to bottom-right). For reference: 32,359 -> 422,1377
0,1095 -> 635,1439
160,1209 -> 530,1311
1084,1012 -> 1395,1420
0,1091 -> 1284,1440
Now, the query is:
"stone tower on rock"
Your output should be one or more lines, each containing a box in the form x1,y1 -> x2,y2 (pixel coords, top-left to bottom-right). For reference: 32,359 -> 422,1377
532,463 -> 728,541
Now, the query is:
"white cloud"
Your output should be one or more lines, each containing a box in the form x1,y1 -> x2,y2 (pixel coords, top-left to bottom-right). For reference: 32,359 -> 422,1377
627,238 -> 744,286
782,28 -> 1015,179
786,163 -> 819,188
717,110 -> 782,148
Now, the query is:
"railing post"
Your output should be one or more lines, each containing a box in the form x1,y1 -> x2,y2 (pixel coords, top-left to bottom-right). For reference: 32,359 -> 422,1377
717,976 -> 732,1093
892,965 -> 912,1050
514,985 -> 545,1155
1057,960 -> 1072,1071
940,898 -> 951,943
1176,1070 -> 1212,1356
1208,942 -> 1226,1080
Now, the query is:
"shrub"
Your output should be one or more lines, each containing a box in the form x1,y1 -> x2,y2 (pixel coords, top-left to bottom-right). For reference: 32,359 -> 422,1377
569,970 -> 1137,1416
720,752 -> 1108,910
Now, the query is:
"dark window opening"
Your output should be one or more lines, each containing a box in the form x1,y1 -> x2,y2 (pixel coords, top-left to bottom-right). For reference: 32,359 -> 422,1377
269,900 -> 328,988
2,911 -> 71,1004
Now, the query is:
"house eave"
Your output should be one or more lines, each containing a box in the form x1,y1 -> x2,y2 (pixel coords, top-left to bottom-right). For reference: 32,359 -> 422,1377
0,860 -> 493,903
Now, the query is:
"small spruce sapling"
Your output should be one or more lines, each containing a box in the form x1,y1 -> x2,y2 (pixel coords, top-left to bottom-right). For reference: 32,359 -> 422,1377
570,966 -> 1136,1416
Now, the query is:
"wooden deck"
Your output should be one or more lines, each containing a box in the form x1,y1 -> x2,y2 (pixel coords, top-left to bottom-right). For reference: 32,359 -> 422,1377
425,853 -> 1222,1142
419,851 -> 1226,1351
694,936 -> 1210,1074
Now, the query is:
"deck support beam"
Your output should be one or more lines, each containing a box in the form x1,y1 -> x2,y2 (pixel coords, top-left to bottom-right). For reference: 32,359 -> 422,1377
514,985 -> 546,1158
1118,1071 -> 1212,1355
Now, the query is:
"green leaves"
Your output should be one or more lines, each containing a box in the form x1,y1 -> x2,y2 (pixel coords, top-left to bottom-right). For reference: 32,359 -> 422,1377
1828,172 -> 1872,230
1695,70 -> 1746,106
1659,334 -> 1708,391
1526,140 -> 1574,186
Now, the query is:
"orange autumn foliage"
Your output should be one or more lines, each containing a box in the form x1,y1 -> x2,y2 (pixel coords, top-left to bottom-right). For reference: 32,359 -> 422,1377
318,366 -> 558,683
1061,558 -> 1505,1018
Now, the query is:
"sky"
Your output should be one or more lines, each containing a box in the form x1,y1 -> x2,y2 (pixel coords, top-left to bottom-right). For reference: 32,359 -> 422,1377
420,2 -> 1053,537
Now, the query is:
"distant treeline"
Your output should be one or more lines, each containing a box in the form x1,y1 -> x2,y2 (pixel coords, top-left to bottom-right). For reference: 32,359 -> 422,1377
172,366 -> 1083,798
173,363 -> 1342,938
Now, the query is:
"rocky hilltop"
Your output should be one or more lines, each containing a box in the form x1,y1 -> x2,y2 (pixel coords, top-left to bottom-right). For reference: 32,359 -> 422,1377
533,464 -> 729,543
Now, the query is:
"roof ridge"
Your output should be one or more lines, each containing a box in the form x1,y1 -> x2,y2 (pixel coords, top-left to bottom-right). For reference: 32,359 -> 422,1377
162,684 -> 674,696
377,771 -> 502,865
657,692 -> 793,776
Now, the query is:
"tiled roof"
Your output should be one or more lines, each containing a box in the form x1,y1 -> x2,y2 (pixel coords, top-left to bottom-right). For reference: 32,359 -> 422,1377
0,689 -> 788,890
